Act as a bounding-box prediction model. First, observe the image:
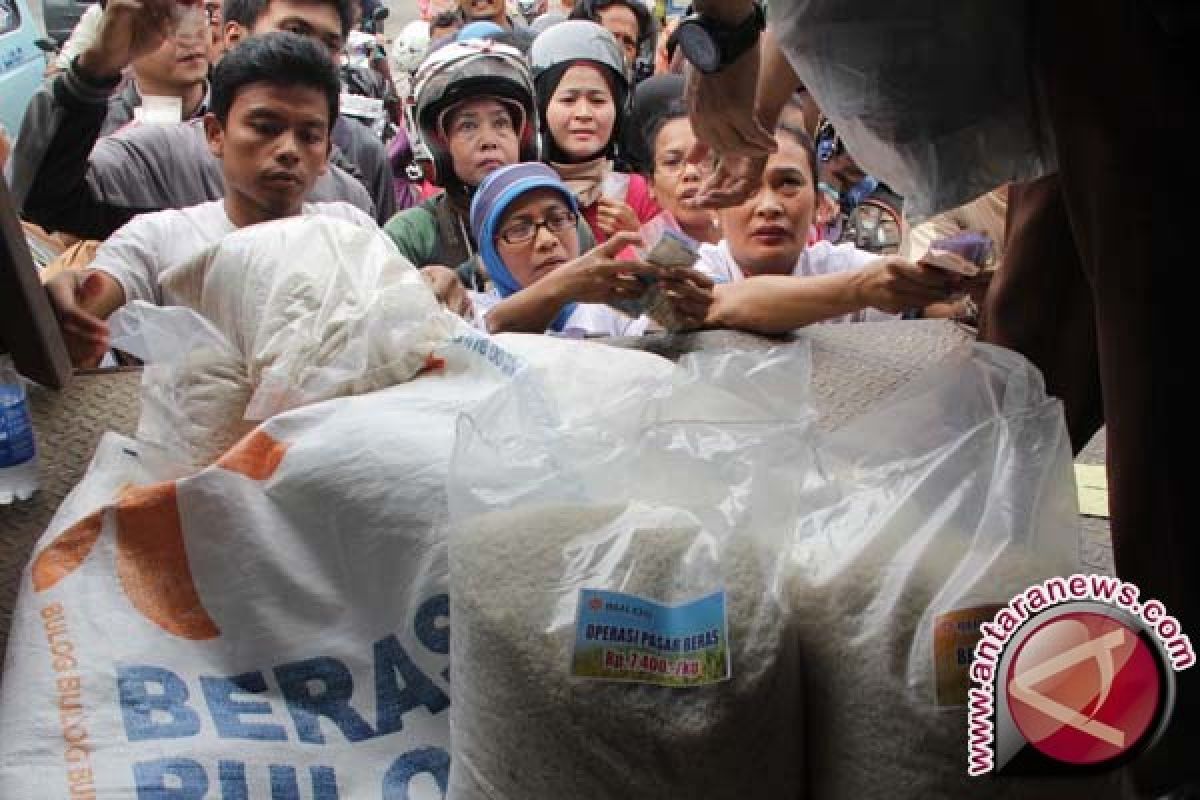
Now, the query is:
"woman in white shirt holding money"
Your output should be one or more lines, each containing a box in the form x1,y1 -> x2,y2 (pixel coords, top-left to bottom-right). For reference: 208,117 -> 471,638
699,121 -> 964,333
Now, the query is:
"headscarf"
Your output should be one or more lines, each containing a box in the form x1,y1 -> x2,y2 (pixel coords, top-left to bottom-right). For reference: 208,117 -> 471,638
470,163 -> 582,331
551,156 -> 612,208
535,60 -> 626,165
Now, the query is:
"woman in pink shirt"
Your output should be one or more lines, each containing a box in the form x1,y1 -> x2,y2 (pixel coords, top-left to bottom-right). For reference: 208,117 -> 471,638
530,21 -> 660,243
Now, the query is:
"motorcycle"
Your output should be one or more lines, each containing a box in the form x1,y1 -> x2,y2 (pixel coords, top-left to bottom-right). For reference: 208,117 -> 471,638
341,6 -> 404,138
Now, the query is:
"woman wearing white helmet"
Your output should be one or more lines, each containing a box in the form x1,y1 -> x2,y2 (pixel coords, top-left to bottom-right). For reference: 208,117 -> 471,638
383,39 -> 595,287
531,20 -> 661,244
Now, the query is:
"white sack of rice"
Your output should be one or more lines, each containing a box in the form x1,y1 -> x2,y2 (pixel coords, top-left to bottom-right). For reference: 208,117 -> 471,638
449,502 -> 803,800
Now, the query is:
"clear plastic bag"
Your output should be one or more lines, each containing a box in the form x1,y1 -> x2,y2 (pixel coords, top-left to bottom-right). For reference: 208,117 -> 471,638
109,301 -> 254,466
158,215 -> 460,420
781,344 -> 1128,798
109,216 -> 464,465
446,338 -> 1128,799
769,0 -> 1056,218
446,344 -> 817,800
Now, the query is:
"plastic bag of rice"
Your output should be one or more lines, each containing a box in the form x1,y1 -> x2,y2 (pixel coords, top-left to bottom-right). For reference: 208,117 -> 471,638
158,214 -> 460,420
445,346 -> 817,800
109,216 -> 463,465
109,301 -> 255,465
448,502 -> 802,800
781,344 -> 1133,798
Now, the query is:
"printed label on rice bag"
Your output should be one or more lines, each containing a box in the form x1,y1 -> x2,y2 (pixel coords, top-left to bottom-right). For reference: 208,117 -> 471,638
571,588 -> 730,687
933,604 -> 1005,706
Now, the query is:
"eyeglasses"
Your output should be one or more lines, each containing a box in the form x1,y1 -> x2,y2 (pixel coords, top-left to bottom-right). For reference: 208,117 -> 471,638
654,153 -> 717,178
496,209 -> 578,245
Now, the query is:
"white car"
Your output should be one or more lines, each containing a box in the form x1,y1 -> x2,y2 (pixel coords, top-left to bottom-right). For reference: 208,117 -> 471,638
0,0 -> 48,137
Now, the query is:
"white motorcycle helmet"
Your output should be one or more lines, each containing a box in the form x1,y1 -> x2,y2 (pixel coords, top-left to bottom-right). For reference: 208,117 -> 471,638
406,39 -> 539,188
393,20 -> 432,75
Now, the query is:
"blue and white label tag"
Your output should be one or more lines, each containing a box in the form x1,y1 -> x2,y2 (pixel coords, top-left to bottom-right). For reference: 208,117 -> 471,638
571,589 -> 730,687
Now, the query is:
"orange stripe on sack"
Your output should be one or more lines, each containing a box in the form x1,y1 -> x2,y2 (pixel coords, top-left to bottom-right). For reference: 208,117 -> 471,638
31,511 -> 105,592
115,483 -> 220,641
216,429 -> 289,481
419,352 -> 446,375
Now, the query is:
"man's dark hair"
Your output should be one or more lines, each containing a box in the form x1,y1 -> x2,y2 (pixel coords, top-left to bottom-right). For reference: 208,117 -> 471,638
223,0 -> 355,37
430,8 -> 464,30
211,32 -> 342,130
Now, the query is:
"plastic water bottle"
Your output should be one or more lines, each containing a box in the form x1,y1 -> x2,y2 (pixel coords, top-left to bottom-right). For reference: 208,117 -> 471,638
0,355 -> 39,505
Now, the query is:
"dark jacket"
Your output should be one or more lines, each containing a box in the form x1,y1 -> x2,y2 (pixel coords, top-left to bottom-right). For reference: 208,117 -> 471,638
332,113 -> 396,224
7,63 -> 377,240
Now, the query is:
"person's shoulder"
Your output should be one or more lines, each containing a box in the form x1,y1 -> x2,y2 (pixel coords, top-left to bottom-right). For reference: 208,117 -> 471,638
382,203 -> 440,264
308,201 -> 379,229
318,159 -> 375,211
104,117 -> 206,147
624,173 -> 652,197
117,202 -> 214,235
337,114 -> 388,155
93,203 -> 211,269
127,200 -> 229,243
385,203 -> 438,235
624,173 -> 659,216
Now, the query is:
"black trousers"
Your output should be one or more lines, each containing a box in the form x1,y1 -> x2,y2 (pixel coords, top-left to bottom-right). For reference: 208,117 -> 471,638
981,2 -> 1193,792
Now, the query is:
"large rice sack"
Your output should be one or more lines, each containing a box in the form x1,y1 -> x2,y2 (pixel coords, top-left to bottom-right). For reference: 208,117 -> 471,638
445,345 -> 818,799
783,345 -> 1132,798
446,341 -> 1134,799
0,334 -> 673,799
110,215 -> 461,465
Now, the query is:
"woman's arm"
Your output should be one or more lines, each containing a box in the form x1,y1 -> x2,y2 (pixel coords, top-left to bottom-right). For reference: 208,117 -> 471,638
485,270 -> 577,333
706,257 -> 962,333
485,233 -> 662,334
706,272 -> 864,333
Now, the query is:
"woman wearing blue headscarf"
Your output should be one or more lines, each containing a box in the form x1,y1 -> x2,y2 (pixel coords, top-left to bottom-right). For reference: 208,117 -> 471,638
469,163 -> 713,335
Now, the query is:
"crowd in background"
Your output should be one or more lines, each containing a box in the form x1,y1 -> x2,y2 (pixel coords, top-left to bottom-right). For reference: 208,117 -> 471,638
5,0 -> 985,353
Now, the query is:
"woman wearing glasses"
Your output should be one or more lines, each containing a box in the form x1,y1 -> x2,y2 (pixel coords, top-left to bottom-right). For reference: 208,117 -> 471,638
642,101 -> 722,246
468,163 -> 713,335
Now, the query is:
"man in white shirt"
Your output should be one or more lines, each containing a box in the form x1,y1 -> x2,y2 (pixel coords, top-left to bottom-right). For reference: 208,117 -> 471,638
697,120 -> 961,333
44,31 -> 377,366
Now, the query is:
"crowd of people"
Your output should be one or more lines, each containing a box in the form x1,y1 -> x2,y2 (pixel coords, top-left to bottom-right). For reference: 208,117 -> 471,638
8,0 -> 976,355
1,0 -> 1187,791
